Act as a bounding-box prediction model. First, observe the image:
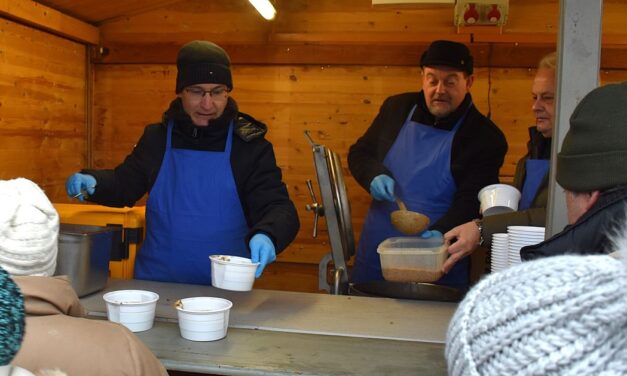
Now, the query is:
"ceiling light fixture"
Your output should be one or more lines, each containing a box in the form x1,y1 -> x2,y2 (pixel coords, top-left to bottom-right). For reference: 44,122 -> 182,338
248,0 -> 276,20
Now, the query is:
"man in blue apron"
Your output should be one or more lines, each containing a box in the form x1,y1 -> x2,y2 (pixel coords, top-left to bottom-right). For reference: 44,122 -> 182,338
348,40 -> 508,290
521,82 -> 627,261
65,40 -> 299,285
444,52 -> 556,270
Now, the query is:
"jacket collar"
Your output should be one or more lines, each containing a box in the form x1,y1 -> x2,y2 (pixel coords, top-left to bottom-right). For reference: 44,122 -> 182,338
412,92 -> 473,130
527,126 -> 552,159
411,90 -> 472,130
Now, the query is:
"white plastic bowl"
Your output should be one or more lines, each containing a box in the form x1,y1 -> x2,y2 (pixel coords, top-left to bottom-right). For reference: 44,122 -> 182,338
210,255 -> 259,291
175,297 -> 233,341
478,184 -> 521,216
102,290 -> 159,332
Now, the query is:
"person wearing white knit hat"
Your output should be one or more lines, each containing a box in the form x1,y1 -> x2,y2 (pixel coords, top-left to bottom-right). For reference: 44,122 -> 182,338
0,178 -> 59,276
0,178 -> 168,375
445,229 -> 627,375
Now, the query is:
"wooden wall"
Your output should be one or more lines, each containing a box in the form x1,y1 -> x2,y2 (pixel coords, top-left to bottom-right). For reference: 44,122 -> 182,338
2,0 -> 627,293
0,17 -> 86,200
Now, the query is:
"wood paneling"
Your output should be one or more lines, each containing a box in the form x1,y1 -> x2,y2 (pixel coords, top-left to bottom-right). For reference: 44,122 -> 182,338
92,61 -> 627,280
0,17 -> 86,201
35,0 -> 185,25
90,0 -> 627,70
90,64 -> 554,266
0,0 -> 99,44
2,0 -> 627,294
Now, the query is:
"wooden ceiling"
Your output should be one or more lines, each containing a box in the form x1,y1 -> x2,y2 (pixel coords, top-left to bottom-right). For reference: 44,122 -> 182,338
33,0 -> 254,25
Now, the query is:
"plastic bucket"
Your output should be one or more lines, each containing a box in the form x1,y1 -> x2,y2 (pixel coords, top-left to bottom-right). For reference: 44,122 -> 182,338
175,297 -> 233,341
102,290 -> 159,332
210,255 -> 258,291
478,184 -> 521,216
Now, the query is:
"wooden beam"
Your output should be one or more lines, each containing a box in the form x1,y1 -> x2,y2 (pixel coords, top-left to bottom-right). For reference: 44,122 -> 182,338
94,41 -> 627,70
270,32 -> 469,45
0,0 -> 99,45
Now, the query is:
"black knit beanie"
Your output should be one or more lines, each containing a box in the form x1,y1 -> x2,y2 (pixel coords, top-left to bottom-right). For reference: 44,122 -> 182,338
0,267 -> 25,365
557,82 -> 627,192
175,40 -> 233,93
420,40 -> 473,75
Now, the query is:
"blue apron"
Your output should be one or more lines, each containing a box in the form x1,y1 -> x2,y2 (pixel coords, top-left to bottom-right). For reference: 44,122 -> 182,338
352,105 -> 469,289
135,120 -> 249,284
518,159 -> 550,210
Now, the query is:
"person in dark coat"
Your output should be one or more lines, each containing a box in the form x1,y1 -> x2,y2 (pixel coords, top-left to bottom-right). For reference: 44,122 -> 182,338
521,82 -> 627,260
348,40 -> 507,289
65,40 -> 299,285
443,53 -> 556,272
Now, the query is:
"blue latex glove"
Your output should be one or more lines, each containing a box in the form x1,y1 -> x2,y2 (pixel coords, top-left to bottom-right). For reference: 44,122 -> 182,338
420,230 -> 443,240
369,174 -> 395,202
65,173 -> 96,202
249,233 -> 276,278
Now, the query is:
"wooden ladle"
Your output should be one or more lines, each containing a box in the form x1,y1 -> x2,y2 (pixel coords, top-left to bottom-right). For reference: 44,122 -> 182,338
391,198 -> 430,235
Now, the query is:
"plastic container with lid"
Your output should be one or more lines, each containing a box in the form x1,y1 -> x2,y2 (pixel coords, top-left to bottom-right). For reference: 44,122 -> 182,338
377,237 -> 447,283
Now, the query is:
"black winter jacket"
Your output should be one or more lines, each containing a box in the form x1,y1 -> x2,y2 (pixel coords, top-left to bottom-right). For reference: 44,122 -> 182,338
521,184 -> 627,261
348,91 -> 508,233
83,98 -> 299,253
482,127 -> 551,248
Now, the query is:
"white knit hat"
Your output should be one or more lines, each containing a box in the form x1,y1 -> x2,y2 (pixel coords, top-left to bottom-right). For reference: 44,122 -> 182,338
446,253 -> 627,375
0,178 -> 59,276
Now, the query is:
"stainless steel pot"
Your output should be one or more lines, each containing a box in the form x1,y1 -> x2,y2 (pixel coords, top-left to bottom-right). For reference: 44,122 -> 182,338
55,224 -> 120,297
349,280 -> 464,302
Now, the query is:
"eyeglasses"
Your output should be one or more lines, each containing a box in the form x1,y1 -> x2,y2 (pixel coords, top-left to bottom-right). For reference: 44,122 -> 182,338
184,86 -> 229,101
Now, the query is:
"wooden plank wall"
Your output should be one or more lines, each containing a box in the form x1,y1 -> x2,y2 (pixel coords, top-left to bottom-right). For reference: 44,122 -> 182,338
0,17 -> 86,200
2,0 -> 627,293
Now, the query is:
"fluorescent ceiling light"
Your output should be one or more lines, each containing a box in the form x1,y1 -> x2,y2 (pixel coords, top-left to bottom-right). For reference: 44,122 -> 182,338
249,0 -> 276,20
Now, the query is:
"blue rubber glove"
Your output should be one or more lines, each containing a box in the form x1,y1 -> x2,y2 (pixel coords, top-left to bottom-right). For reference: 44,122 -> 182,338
249,233 -> 276,278
420,230 -> 443,240
369,174 -> 395,202
65,173 -> 96,202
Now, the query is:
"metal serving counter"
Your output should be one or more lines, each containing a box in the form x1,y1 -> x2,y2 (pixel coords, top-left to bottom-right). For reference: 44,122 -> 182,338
82,279 -> 457,375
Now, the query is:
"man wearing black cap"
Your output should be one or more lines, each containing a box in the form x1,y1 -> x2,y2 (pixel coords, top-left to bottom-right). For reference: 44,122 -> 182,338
65,40 -> 299,285
348,40 -> 507,289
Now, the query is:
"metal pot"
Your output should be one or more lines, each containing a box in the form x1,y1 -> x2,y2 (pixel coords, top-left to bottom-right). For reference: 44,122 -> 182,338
349,280 -> 464,302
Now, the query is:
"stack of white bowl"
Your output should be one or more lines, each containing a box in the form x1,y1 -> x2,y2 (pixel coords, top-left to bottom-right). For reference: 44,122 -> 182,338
507,226 -> 546,266
490,233 -> 509,272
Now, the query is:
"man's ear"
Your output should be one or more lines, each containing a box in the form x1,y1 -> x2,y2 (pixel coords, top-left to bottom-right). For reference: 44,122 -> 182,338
584,190 -> 601,211
466,75 -> 474,90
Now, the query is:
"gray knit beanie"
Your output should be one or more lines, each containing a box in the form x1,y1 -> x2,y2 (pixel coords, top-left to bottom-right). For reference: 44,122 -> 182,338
446,254 -> 627,375
0,267 -> 25,365
557,82 -> 627,192
175,40 -> 232,93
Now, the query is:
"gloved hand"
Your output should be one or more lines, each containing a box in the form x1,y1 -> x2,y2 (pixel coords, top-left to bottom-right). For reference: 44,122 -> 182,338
65,173 -> 96,202
369,174 -> 395,202
420,230 -> 443,240
249,233 -> 276,278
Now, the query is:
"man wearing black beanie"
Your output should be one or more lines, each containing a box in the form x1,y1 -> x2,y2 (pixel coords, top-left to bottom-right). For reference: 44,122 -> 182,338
65,40 -> 299,285
348,40 -> 507,290
521,81 -> 627,260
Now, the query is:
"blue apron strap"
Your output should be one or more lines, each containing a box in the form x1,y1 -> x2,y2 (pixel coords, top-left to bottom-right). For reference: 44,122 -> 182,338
519,159 -> 550,210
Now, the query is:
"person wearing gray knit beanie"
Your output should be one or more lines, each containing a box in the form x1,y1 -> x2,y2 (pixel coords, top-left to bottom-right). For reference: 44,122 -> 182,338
446,249 -> 627,374
522,82 -> 627,261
